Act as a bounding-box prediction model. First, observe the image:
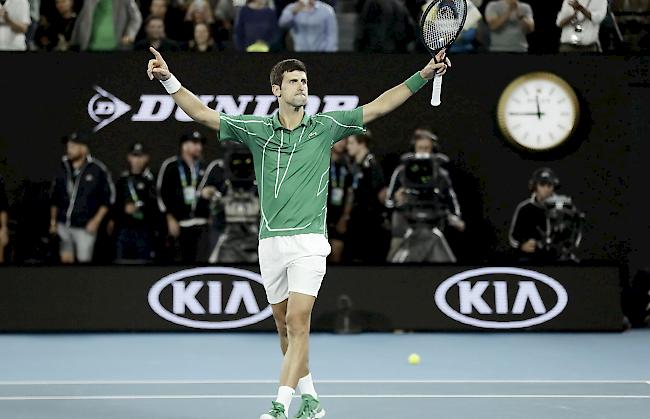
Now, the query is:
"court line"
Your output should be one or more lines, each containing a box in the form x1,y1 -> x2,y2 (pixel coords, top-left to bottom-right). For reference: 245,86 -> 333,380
1,379 -> 648,386
1,394 -> 650,401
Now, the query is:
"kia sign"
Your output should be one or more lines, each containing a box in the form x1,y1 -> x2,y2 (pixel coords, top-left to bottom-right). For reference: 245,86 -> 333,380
0,265 -> 622,332
148,267 -> 273,329
435,267 -> 569,329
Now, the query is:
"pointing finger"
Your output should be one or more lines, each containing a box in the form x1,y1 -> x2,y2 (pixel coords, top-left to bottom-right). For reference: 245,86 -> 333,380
149,46 -> 163,61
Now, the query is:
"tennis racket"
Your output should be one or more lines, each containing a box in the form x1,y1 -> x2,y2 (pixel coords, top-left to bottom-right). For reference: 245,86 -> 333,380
419,0 -> 468,106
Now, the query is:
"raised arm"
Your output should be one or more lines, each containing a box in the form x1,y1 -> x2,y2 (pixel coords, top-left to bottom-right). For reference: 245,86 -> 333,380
362,50 -> 449,124
147,47 -> 221,131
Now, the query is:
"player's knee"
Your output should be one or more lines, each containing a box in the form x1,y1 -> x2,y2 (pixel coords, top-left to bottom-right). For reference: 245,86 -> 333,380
286,311 -> 309,338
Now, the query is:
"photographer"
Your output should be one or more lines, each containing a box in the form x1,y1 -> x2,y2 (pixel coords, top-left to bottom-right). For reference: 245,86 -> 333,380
385,128 -> 464,263
208,145 -> 259,263
509,167 -> 584,262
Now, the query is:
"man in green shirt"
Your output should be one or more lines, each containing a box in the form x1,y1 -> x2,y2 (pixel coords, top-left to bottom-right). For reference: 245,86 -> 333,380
146,47 -> 451,419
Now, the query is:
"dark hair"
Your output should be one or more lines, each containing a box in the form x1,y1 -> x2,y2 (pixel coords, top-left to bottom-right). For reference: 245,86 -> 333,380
350,131 -> 372,146
144,15 -> 164,27
269,59 -> 307,87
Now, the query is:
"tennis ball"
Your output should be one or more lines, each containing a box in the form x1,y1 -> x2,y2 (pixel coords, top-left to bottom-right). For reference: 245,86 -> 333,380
408,353 -> 421,365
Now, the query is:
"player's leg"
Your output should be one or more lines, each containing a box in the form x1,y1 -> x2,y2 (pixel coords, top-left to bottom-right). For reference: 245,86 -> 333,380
272,299 -> 289,355
74,228 -> 96,263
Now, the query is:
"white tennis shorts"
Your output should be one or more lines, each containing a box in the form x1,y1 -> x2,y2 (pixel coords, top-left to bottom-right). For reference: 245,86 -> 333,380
258,233 -> 331,305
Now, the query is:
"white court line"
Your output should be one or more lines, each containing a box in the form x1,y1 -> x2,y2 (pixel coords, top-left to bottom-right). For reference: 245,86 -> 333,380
1,394 -> 650,401
0,380 -> 648,386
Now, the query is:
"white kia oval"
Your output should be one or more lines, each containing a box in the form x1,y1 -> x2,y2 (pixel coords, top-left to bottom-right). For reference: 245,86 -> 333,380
148,267 -> 273,330
434,267 -> 569,329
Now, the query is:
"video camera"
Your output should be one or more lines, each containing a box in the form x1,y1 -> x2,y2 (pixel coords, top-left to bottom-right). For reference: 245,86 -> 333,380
399,152 -> 451,226
541,194 -> 585,261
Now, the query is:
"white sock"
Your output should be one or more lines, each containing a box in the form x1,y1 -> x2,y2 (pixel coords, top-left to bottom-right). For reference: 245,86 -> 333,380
275,386 -> 295,415
297,373 -> 318,399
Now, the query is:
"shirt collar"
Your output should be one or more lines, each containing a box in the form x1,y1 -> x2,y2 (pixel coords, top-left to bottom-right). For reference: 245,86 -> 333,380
272,111 -> 311,131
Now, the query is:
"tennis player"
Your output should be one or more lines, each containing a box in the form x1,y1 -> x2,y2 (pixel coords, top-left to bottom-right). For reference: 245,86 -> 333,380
146,47 -> 450,419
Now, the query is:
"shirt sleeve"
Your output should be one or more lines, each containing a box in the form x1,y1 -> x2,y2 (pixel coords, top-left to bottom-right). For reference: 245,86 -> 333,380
523,4 -> 533,20
278,5 -> 295,29
325,7 -> 338,52
218,113 -> 263,146
591,0 -> 608,25
321,107 -> 366,145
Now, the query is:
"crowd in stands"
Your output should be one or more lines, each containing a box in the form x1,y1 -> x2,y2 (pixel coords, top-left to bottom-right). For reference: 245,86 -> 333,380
0,0 -> 648,52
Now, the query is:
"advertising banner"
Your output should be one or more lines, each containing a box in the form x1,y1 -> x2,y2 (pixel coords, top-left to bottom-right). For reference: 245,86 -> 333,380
0,265 -> 623,332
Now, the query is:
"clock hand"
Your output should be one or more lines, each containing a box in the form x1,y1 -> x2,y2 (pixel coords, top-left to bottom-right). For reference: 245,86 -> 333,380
536,95 -> 542,120
508,112 -> 547,116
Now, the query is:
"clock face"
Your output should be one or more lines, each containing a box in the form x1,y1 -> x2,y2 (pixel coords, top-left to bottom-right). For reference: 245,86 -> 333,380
497,72 -> 580,151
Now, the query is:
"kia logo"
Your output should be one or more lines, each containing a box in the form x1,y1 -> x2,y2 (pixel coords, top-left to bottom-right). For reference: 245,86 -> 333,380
148,267 -> 273,329
434,267 -> 568,329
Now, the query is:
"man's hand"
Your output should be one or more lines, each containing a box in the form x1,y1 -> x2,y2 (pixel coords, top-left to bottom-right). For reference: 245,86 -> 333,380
167,215 -> 181,238
147,47 -> 171,81
121,35 -> 134,46
125,202 -> 137,215
86,219 -> 100,235
419,50 -> 451,80
201,186 -> 219,200
292,1 -> 308,14
521,239 -> 537,253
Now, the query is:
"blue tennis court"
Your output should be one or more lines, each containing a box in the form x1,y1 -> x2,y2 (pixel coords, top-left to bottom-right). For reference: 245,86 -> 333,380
2,331 -> 649,418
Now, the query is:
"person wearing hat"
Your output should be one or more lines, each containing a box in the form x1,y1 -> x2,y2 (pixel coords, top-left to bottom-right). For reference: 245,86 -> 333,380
49,131 -> 115,264
508,167 -> 560,261
385,127 -> 464,262
156,130 -> 225,263
112,142 -> 158,263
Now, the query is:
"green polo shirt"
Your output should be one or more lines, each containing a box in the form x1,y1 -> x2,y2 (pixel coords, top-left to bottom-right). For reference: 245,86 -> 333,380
219,108 -> 365,240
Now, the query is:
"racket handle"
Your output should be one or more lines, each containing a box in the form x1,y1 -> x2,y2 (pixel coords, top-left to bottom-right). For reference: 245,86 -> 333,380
431,73 -> 443,107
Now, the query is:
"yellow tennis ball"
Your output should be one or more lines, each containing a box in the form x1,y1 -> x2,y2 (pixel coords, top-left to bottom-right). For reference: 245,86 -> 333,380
408,353 -> 421,365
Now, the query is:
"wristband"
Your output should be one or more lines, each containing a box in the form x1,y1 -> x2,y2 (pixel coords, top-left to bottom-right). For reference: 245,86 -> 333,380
405,71 -> 429,93
160,74 -> 182,94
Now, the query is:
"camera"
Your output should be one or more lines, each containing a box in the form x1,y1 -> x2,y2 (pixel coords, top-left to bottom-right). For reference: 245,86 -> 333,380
399,152 -> 451,226
541,194 -> 585,261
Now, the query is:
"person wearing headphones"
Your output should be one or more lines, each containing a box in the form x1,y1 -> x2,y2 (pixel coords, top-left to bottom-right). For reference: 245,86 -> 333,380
508,167 -> 560,262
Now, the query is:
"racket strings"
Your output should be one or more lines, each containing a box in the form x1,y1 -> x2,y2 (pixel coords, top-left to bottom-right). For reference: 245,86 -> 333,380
422,1 -> 466,51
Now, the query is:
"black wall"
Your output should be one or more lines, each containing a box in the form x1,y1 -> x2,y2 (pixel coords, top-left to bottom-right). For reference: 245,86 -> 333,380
0,53 -> 648,269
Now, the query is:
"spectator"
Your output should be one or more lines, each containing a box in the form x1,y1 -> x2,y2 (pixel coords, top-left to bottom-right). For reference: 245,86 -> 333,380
0,0 -> 30,51
450,0 -> 484,52
183,0 -> 231,46
35,0 -> 77,51
279,0 -> 337,51
327,137 -> 354,263
157,131 -> 222,263
385,128 -> 464,263
356,0 -> 416,53
136,0 -> 184,43
235,0 -> 279,51
345,132 -> 389,263
185,21 -> 220,50
113,143 -> 158,263
50,132 -> 115,264
70,0 -> 142,51
509,167 -> 560,262
0,175 -> 8,264
485,0 -> 535,52
556,0 -> 607,52
134,15 -> 181,51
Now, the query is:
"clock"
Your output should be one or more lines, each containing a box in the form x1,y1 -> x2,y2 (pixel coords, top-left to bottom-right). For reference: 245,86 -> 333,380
497,72 -> 580,152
